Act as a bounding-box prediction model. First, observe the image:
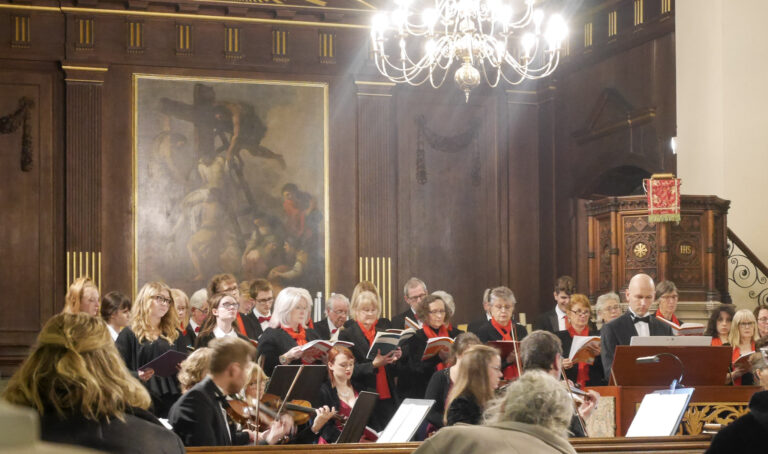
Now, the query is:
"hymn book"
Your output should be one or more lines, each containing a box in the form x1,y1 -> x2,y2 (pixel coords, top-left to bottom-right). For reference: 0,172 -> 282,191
487,340 -> 521,359
299,339 -> 355,358
733,351 -> 754,371
421,337 -> 454,360
568,336 -> 601,364
654,316 -> 706,336
366,330 -> 416,359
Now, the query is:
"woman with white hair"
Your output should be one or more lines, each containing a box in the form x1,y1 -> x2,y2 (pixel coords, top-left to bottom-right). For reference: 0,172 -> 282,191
415,370 -> 576,454
256,287 -> 322,375
595,292 -> 622,329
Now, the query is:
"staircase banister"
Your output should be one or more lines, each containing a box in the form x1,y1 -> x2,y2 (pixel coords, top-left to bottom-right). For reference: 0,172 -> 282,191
727,228 -> 768,280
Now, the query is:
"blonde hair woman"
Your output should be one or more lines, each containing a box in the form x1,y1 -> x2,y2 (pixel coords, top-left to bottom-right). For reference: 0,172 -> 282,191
444,344 -> 502,426
729,309 -> 760,386
171,288 -> 193,348
2,313 -> 184,453
63,276 -> 100,317
115,281 -> 185,418
177,347 -> 213,393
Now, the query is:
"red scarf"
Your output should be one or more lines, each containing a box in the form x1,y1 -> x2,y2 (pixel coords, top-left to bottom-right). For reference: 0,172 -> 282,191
711,337 -> 725,347
655,309 -> 680,326
358,320 -> 391,399
180,323 -> 187,336
282,324 -> 308,346
423,324 -> 449,371
235,313 -> 247,337
491,318 -> 518,380
732,342 -> 755,386
307,319 -> 315,330
567,323 -> 591,388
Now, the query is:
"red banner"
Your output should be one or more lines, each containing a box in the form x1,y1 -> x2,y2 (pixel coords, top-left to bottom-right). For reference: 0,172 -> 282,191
645,177 -> 681,224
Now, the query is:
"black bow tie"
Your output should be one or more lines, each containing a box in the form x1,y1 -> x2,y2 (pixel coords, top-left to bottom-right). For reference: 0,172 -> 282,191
632,314 -> 651,324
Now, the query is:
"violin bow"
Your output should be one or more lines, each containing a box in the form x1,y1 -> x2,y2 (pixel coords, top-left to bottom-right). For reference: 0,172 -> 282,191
277,363 -> 305,417
559,362 -> 589,437
254,355 -> 265,441
510,318 -> 523,375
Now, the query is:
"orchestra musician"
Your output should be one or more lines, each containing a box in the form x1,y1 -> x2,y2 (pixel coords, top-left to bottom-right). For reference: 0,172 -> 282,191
2,313 -> 185,453
476,286 -> 528,380
400,294 -> 461,400
194,293 -> 252,349
169,336 -> 292,446
706,305 -> 735,346
556,294 -> 605,387
115,281 -> 187,418
62,276 -> 100,317
338,289 -> 401,431
256,287 -> 322,376
316,346 -> 360,443
729,309 -> 759,386
444,344 -> 502,426
424,332 -> 482,431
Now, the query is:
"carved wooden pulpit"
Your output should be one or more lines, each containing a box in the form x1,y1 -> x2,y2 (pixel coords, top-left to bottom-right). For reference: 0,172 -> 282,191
586,195 -> 730,302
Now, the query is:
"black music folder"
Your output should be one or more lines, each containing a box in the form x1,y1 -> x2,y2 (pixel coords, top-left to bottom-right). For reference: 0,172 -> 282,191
138,350 -> 188,377
265,365 -> 328,405
336,391 -> 379,443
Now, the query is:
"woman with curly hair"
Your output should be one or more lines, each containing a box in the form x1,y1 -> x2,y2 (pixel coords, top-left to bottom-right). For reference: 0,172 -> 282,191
116,281 -> 186,418
1,313 -> 184,453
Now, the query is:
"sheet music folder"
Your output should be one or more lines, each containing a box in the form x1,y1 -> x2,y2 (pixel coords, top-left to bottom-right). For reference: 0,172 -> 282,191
376,399 -> 435,443
610,345 -> 731,386
626,387 -> 694,437
138,350 -> 187,377
265,365 -> 327,405
336,391 -> 379,443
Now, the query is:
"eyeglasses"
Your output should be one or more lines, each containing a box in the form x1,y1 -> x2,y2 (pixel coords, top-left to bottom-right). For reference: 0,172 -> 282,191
739,322 -> 755,327
330,309 -> 349,316
152,295 -> 172,305
429,309 -> 447,315
492,304 -> 513,312
221,302 -> 240,310
570,309 -> 591,317
192,307 -> 209,314
603,305 -> 620,312
660,294 -> 679,300
406,293 -> 427,302
758,318 -> 768,324
256,297 -> 274,304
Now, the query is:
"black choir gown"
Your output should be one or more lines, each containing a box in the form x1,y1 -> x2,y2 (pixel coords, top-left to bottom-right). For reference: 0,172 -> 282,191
255,326 -> 321,376
398,326 -> 461,400
424,368 -> 451,430
115,327 -> 187,418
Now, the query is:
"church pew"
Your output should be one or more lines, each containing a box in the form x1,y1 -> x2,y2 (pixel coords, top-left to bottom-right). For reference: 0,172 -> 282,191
187,434 -> 713,454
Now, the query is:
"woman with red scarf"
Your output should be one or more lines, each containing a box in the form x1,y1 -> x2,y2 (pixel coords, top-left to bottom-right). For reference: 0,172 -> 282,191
338,289 -> 402,431
556,294 -> 605,387
256,287 -> 322,375
654,280 -> 682,325
476,287 -> 528,380
399,294 -> 461,400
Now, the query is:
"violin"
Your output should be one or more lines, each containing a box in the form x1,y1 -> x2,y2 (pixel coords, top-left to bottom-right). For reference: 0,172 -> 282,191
260,393 -> 348,426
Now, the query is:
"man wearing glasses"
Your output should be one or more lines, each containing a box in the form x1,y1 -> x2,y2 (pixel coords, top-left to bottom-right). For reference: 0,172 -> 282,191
315,293 -> 350,340
187,288 -> 210,345
391,277 -> 428,330
244,278 -> 275,340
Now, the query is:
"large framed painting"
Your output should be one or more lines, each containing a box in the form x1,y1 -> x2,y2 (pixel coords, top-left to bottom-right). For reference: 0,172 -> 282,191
133,75 -> 328,298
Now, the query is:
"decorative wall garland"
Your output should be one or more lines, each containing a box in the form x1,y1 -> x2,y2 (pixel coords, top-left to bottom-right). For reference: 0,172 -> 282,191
415,114 -> 481,186
0,97 -> 34,171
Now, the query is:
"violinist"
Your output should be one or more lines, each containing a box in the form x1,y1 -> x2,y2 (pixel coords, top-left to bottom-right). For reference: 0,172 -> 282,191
519,330 -> 600,437
476,287 -> 528,380
338,289 -> 401,431
315,346 -> 359,443
256,287 -> 322,376
169,336 -> 292,446
444,345 -> 502,426
556,294 -> 604,387
400,294 -> 461,399
195,293 -> 252,349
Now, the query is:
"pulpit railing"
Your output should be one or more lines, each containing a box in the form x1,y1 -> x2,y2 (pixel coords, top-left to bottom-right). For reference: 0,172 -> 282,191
727,228 -> 768,306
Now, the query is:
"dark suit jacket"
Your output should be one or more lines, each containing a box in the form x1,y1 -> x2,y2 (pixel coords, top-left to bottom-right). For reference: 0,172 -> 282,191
556,330 -> 606,386
533,308 -> 560,333
41,407 -> 185,454
399,326 -> 461,399
184,323 -> 197,347
168,377 -> 250,447
315,317 -> 331,340
600,311 -> 673,378
390,308 -> 416,330
467,314 -> 490,335
238,312 -> 262,340
256,326 -> 321,376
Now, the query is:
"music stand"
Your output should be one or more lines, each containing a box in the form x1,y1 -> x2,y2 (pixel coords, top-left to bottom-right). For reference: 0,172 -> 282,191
336,391 -> 379,443
610,345 -> 731,386
265,365 -> 328,405
626,388 -> 694,437
376,399 -> 435,443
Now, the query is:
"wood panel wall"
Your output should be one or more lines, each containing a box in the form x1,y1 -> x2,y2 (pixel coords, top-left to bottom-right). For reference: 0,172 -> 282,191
0,0 -> 677,372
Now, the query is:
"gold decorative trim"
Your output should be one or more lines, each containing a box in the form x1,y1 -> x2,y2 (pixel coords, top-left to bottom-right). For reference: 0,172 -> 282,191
132,74 -> 330,299
61,65 -> 109,72
61,6 -> 369,29
678,402 -> 749,435
194,0 -> 376,13
359,257 -> 392,319
66,251 -> 102,294
354,81 -> 395,87
0,5 -> 61,12
356,92 -> 392,97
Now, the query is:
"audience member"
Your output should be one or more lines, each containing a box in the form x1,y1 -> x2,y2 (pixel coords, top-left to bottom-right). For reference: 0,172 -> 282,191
705,390 -> 768,454
100,291 -> 132,341
415,370 -> 577,454
533,276 -> 575,333
2,313 -> 184,453
62,277 -> 100,317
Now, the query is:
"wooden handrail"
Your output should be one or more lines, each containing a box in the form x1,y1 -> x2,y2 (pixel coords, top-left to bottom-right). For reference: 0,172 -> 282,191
727,228 -> 768,280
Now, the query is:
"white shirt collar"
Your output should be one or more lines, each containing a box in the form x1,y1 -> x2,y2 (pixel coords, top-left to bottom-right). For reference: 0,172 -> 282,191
189,319 -> 200,331
213,326 -> 237,338
252,308 -> 271,318
107,324 -> 119,341
327,317 -> 338,332
555,305 -> 567,319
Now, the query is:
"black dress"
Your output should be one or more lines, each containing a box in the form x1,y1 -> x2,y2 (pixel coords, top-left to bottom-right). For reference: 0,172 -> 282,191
556,329 -> 606,387
398,326 -> 461,400
338,318 -> 399,431
445,393 -> 482,426
476,319 -> 528,378
40,406 -> 185,454
194,329 -> 252,349
115,327 -> 186,418
256,326 -> 321,376
424,368 -> 451,429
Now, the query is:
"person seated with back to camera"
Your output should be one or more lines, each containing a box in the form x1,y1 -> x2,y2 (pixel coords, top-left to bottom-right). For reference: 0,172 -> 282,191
2,312 -> 185,454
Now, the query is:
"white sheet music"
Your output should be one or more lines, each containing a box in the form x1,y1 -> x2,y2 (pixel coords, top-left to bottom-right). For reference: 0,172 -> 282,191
626,391 -> 692,437
376,399 -> 434,443
630,336 -> 711,346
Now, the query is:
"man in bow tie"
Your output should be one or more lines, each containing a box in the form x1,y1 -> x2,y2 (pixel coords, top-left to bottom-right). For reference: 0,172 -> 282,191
600,273 -> 673,379
243,278 -> 274,340
314,293 -> 350,340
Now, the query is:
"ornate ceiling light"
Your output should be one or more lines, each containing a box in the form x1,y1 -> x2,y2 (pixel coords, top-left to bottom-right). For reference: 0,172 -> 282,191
370,0 -> 568,101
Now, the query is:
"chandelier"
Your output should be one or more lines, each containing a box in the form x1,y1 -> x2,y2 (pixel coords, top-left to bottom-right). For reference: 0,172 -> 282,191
370,0 -> 568,101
